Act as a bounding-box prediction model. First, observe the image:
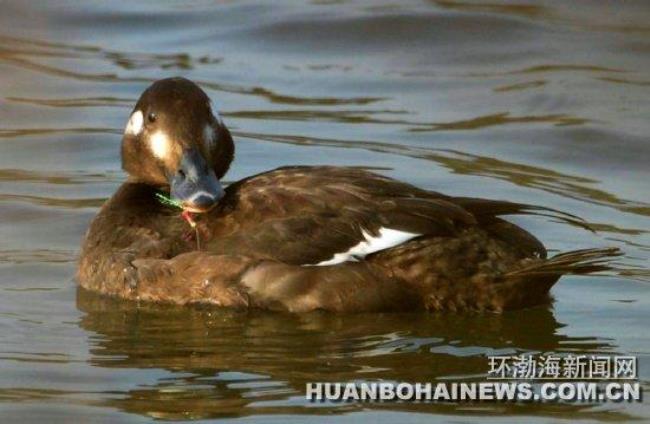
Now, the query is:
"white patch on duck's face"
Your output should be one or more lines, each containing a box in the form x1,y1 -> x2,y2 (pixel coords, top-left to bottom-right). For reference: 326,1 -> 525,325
203,123 -> 216,152
149,131 -> 171,160
308,228 -> 421,266
125,110 -> 143,135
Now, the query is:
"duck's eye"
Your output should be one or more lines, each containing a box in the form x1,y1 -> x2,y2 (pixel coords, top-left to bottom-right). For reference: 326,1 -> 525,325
147,112 -> 157,124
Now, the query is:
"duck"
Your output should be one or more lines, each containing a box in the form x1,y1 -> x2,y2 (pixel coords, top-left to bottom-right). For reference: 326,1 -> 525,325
78,77 -> 620,313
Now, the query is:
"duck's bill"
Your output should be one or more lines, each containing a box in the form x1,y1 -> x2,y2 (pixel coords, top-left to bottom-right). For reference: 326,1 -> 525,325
169,148 -> 225,213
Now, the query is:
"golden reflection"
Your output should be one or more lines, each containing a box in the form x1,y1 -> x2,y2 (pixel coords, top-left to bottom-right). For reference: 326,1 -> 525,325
225,109 -> 413,125
0,127 -> 119,138
213,110 -> 591,133
512,64 -> 626,74
494,80 -> 546,92
0,169 -> 120,184
597,76 -> 650,87
410,112 -> 589,131
432,1 -> 548,19
6,96 -> 134,108
0,193 -> 104,209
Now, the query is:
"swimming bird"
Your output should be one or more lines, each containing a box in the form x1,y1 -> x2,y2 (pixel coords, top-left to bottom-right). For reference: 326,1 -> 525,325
78,77 -> 620,312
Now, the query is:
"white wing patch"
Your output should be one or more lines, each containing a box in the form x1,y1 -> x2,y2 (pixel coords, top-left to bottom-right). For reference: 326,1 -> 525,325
125,110 -> 143,135
312,228 -> 420,266
150,131 -> 171,160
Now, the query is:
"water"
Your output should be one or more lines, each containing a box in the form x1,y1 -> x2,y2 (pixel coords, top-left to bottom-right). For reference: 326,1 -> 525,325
0,0 -> 648,421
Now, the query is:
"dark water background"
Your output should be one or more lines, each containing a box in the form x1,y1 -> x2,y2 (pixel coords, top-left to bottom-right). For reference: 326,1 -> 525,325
0,0 -> 648,422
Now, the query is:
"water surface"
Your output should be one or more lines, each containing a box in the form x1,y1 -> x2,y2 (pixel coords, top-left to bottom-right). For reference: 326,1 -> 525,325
0,0 -> 648,422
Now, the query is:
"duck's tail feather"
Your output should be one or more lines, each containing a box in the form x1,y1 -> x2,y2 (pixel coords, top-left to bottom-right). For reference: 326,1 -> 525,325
506,247 -> 623,277
452,197 -> 595,232
485,247 -> 624,311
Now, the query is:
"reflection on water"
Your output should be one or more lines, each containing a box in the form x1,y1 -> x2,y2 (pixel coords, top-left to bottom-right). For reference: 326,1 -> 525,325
73,289 -> 629,421
0,0 -> 649,422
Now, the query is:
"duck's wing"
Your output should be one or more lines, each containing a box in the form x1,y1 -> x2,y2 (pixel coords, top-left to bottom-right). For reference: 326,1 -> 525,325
206,166 -> 478,265
208,166 -> 581,265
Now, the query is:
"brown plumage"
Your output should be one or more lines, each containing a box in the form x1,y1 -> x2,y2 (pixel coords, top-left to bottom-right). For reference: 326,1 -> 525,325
78,78 -> 621,312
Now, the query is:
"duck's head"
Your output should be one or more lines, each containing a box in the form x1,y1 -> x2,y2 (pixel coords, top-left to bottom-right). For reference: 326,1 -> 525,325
121,77 -> 234,213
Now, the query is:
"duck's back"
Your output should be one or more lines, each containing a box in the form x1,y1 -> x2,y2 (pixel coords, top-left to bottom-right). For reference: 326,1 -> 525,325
203,166 -> 511,262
